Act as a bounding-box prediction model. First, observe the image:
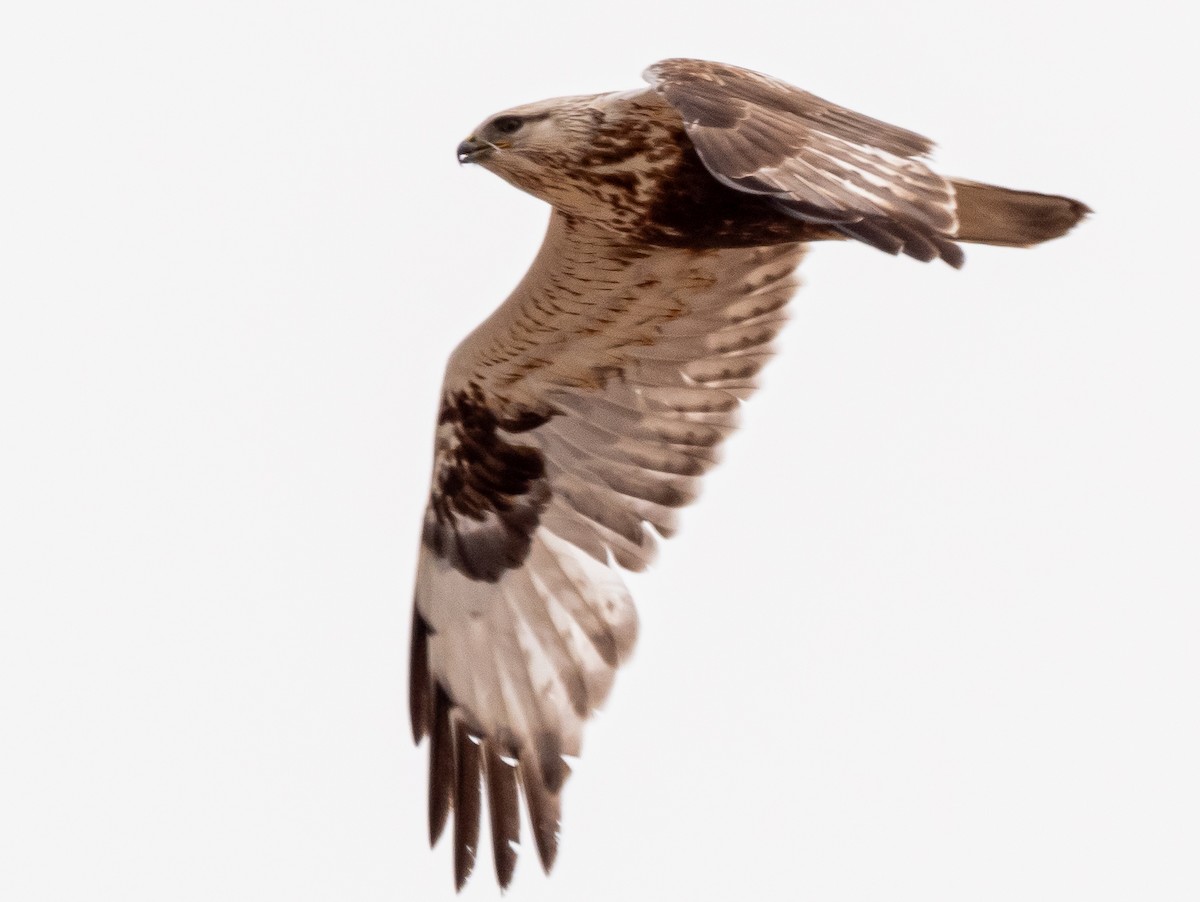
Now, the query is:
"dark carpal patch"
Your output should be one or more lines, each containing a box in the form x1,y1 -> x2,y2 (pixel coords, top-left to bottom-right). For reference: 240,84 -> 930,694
423,388 -> 552,581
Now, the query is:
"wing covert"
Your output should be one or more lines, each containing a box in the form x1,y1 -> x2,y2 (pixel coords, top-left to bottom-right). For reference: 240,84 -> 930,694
644,58 -> 965,266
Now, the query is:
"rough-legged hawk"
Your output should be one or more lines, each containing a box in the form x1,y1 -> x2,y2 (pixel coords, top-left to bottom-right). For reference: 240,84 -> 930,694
409,58 -> 1088,889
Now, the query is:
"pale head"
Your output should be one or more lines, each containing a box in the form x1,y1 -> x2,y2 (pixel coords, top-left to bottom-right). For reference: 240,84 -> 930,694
456,95 -> 608,205
455,91 -> 675,226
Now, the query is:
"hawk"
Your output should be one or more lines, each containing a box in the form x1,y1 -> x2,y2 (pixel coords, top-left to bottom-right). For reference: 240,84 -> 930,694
409,58 -> 1087,889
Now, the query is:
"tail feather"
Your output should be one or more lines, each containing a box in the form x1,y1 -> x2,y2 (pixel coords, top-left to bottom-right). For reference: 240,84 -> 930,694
952,178 -> 1090,247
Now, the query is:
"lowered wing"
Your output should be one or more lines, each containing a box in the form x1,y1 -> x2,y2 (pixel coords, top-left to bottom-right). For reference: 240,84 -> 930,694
410,212 -> 804,887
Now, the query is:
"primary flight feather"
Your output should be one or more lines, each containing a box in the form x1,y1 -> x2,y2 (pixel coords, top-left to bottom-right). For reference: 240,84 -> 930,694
410,58 -> 1088,889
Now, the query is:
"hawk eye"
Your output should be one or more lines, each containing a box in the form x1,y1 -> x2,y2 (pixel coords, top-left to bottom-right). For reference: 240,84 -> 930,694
492,116 -> 524,135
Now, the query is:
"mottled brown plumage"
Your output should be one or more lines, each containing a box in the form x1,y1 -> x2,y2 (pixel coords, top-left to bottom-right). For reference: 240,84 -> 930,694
415,58 -> 1088,890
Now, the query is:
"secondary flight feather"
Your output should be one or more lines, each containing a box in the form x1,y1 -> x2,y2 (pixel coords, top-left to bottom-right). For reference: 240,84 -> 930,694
410,58 -> 1088,889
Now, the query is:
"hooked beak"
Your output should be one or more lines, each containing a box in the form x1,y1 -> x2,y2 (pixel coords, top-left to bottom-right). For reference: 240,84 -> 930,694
456,136 -> 492,165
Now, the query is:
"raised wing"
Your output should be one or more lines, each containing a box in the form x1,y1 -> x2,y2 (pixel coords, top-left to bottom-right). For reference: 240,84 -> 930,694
644,58 -> 965,267
410,212 -> 805,888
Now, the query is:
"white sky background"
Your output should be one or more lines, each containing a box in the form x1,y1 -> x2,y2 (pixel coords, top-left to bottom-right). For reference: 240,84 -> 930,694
1,1 -> 1196,900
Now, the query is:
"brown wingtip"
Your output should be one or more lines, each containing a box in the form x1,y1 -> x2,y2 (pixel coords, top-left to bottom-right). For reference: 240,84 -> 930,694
428,685 -> 454,846
485,744 -> 521,888
534,821 -> 560,874
453,729 -> 482,890
408,606 -> 432,744
520,754 -> 563,874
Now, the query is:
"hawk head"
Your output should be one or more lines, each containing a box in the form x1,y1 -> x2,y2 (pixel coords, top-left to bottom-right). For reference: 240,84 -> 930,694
456,92 -> 675,230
